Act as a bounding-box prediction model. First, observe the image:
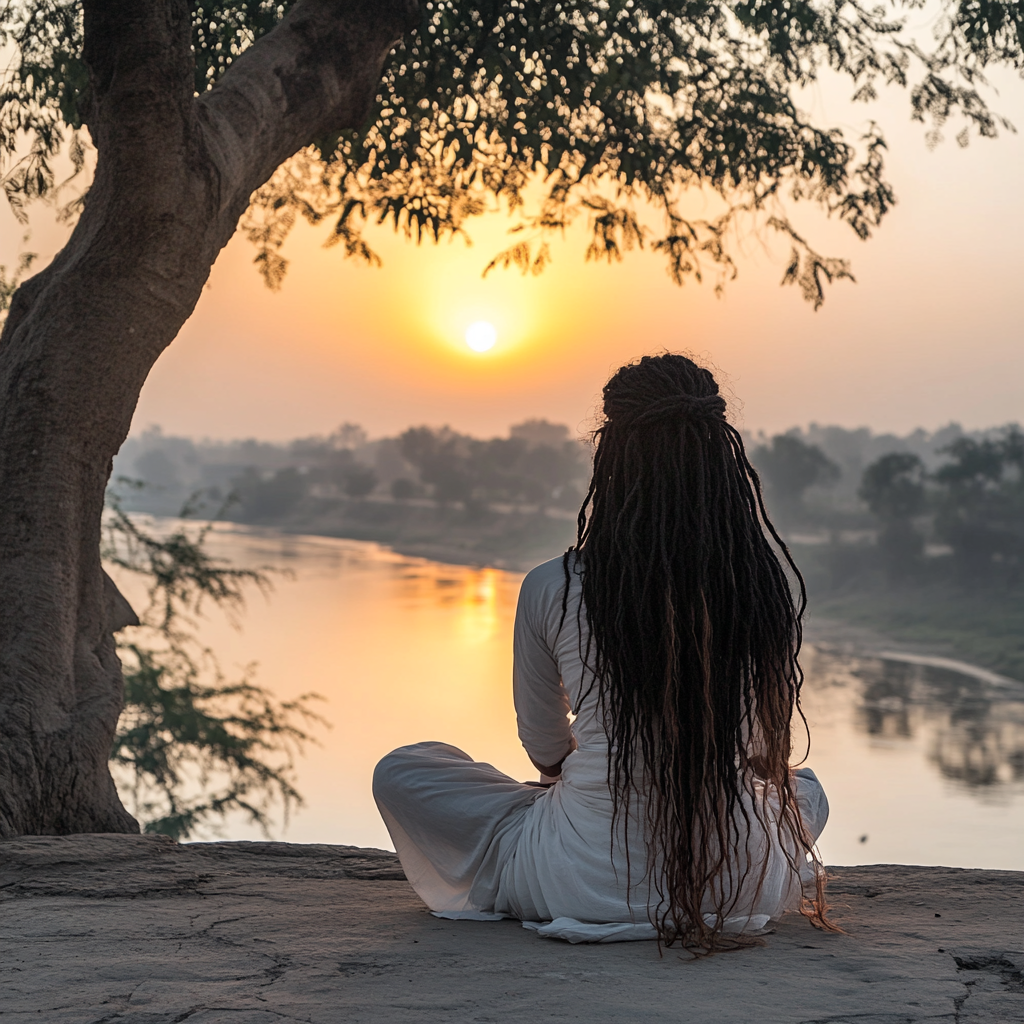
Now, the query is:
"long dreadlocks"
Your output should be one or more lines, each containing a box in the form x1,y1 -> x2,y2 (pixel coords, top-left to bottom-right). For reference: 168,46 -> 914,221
563,353 -> 830,951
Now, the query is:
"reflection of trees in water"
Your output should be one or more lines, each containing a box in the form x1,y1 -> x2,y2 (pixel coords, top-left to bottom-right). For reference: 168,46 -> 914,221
857,659 -> 917,740
930,715 -> 1024,787
809,649 -> 1024,791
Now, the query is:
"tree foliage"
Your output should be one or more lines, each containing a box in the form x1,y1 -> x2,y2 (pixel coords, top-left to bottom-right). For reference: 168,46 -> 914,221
859,451 -> 927,521
398,423 -> 588,507
858,451 -> 927,577
103,489 -> 327,839
858,427 -> 1024,584
933,427 -> 1024,581
752,432 -> 841,521
2,0 -> 1022,313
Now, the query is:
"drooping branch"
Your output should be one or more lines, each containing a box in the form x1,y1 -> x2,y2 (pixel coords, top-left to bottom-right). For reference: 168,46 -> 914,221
237,0 -> 1023,301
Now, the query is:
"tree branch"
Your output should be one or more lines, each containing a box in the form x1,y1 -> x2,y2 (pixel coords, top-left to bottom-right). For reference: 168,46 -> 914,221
198,0 -> 416,231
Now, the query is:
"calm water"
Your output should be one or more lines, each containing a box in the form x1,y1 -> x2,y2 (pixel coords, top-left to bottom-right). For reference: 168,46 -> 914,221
112,523 -> 1024,869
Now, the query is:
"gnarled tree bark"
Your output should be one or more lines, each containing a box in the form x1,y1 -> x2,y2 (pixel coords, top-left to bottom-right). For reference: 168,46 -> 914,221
0,0 -> 413,836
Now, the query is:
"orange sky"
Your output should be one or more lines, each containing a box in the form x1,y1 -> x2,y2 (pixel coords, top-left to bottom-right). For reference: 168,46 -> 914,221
4,68 -> 1023,442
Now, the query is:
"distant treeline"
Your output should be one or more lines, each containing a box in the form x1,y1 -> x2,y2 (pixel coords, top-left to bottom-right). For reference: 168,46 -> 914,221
112,418 -> 1024,589
751,425 -> 1024,591
114,418 -> 589,520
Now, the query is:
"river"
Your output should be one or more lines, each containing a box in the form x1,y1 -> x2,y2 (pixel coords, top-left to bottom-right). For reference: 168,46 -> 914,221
109,522 -> 1024,870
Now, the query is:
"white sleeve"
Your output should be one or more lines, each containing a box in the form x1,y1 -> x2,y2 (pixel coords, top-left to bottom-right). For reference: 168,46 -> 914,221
512,574 -> 573,768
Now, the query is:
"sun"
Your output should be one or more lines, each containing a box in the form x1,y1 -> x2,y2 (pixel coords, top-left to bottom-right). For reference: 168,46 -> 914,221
465,321 -> 497,353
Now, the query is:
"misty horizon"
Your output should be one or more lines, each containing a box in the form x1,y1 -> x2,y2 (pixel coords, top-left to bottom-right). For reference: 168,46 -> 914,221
122,415 -> 1022,450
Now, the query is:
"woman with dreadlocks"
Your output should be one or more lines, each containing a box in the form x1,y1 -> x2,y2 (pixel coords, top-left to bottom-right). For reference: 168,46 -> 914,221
374,353 -> 830,949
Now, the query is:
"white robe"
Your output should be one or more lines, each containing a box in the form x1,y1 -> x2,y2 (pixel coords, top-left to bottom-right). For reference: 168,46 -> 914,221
373,556 -> 829,941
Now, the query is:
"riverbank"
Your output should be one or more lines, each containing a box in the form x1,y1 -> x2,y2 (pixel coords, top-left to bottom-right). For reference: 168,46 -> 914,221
233,495 -> 577,572
2,834 -> 1020,1023
804,586 -> 1024,683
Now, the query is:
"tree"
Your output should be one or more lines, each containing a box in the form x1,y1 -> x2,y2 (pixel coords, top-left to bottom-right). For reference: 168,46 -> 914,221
752,433 -> 841,524
231,466 -> 308,521
859,451 -> 927,579
933,428 -> 1024,583
0,0 -> 414,838
341,464 -> 378,498
399,426 -> 477,503
509,420 -> 570,449
105,495 -> 326,839
397,423 -> 588,507
390,476 -> 422,502
0,2 -> 1020,836
860,452 -> 927,522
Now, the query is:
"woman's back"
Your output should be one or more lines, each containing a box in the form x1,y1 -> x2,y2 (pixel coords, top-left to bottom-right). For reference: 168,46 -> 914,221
494,555 -> 827,931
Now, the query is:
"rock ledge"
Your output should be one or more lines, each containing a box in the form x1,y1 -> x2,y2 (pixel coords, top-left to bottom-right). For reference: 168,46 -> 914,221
2,835 -> 1021,1023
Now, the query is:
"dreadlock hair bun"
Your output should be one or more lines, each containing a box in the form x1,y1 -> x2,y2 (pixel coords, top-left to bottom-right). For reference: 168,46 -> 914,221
565,352 -> 831,952
602,354 -> 727,429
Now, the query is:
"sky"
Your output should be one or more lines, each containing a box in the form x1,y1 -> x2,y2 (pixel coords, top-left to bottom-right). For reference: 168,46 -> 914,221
4,62 -> 1023,443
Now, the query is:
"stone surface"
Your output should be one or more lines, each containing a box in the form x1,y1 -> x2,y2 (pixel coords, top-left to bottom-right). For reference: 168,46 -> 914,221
1,835 -> 1021,1023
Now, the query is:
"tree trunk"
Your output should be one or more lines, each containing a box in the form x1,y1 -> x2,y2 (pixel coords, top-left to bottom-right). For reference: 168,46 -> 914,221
0,0 -> 412,837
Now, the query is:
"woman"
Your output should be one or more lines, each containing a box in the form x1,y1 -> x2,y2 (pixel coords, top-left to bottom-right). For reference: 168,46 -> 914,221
374,354 -> 831,949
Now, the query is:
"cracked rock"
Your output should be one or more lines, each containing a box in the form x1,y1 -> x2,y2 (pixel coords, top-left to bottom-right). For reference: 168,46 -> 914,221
1,836 -> 1021,1023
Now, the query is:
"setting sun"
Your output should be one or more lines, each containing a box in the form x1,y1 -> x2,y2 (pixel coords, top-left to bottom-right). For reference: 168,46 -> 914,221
465,321 -> 497,353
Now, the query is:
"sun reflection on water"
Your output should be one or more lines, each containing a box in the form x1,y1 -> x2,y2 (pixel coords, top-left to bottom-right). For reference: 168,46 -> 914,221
456,569 -> 501,646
